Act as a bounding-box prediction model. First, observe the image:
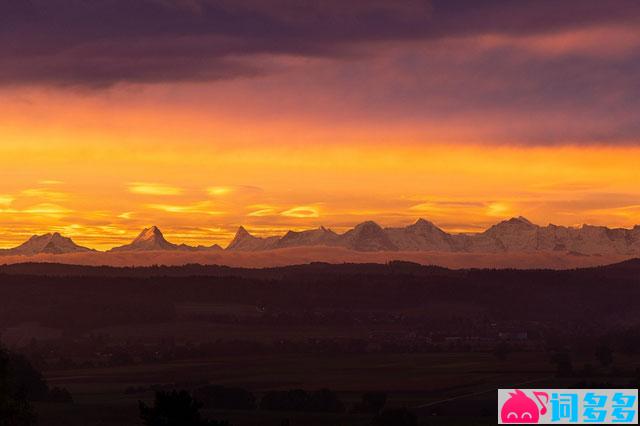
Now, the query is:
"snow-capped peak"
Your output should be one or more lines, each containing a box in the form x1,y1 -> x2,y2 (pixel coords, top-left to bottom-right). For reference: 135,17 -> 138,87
109,226 -> 177,252
7,232 -> 91,255
133,226 -> 164,243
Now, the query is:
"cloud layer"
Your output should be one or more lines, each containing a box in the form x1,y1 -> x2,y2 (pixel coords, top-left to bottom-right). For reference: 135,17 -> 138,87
1,0 -> 639,86
3,1 -> 640,145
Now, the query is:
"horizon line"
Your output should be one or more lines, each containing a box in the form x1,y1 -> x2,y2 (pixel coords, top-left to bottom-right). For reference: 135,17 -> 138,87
2,216 -> 639,252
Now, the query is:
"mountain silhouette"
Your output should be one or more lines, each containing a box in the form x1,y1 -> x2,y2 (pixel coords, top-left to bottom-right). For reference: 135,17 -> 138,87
275,227 -> 340,249
177,243 -> 224,252
386,218 -> 455,251
341,221 -> 398,251
109,226 -> 179,252
3,217 -> 640,256
0,232 -> 92,255
227,217 -> 640,256
226,226 -> 279,251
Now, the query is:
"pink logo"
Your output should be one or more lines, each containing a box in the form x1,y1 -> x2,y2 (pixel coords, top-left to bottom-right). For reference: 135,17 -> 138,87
501,389 -> 549,423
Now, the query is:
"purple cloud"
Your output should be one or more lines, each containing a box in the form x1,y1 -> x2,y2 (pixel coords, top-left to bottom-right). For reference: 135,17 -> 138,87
1,0 -> 639,86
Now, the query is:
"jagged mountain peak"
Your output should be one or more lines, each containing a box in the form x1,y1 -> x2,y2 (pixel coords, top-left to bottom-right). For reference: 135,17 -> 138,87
32,232 -> 73,243
344,221 -> 396,251
26,232 -> 55,241
228,226 -> 250,245
408,218 -> 443,230
133,226 -> 165,242
276,227 -> 340,249
109,226 -> 177,252
227,226 -> 278,251
385,218 -> 453,251
234,226 -> 253,238
353,220 -> 384,231
479,216 -> 539,252
504,216 -> 535,226
229,226 -> 259,243
486,216 -> 537,233
515,216 -> 533,224
6,232 -> 91,256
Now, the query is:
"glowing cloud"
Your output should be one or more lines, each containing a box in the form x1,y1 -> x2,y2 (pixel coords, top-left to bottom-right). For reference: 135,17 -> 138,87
21,188 -> 69,201
129,182 -> 182,196
281,206 -> 320,218
247,204 -> 277,217
207,186 -> 233,196
248,209 -> 276,217
147,202 -> 223,215
2,203 -> 73,217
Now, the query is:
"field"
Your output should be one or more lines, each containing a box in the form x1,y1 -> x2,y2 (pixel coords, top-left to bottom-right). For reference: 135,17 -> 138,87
35,350 -> 640,425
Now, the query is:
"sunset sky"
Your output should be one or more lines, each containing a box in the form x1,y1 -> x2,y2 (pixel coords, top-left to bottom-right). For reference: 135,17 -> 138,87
1,0 -> 640,250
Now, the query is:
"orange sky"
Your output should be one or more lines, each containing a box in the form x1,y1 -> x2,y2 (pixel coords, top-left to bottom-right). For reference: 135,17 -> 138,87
2,4 -> 640,250
0,87 -> 639,250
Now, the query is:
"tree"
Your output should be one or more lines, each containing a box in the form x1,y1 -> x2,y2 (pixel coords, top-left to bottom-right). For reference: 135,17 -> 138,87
139,390 -> 230,426
0,347 -> 37,426
5,352 -> 49,401
0,397 -> 36,426
372,408 -> 418,426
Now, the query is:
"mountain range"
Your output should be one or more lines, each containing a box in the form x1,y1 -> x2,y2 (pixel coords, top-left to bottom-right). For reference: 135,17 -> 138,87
226,217 -> 640,255
2,217 -> 640,256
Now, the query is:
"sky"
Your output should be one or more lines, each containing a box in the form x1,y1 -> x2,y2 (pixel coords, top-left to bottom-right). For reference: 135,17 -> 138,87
1,0 -> 639,250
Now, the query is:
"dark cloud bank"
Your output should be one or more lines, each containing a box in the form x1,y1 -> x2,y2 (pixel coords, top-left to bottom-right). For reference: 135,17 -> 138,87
2,1 -> 640,145
1,0 -> 639,86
